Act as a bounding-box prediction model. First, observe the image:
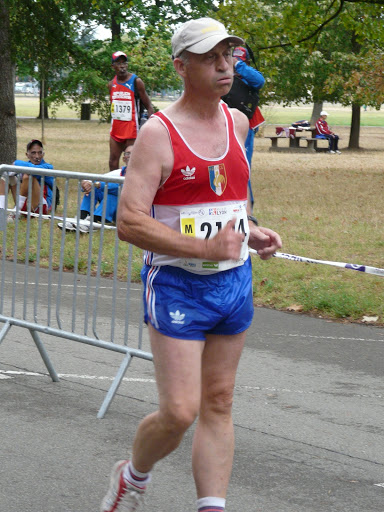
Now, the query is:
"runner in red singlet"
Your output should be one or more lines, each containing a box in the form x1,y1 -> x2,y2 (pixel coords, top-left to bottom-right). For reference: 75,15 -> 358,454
108,51 -> 154,171
100,19 -> 282,512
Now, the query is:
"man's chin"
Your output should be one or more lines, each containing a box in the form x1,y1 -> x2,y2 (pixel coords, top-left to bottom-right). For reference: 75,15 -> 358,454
218,82 -> 232,96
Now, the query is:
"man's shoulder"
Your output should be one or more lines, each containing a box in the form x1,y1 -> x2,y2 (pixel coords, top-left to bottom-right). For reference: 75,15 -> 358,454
13,159 -> 29,166
230,106 -> 249,127
39,160 -> 54,169
139,115 -> 167,136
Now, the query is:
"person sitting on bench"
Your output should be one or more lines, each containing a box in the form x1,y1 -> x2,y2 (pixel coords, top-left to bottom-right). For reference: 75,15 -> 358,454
315,111 -> 341,154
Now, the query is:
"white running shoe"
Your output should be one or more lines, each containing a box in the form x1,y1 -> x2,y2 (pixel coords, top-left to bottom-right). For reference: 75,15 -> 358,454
100,460 -> 146,512
77,217 -> 102,234
328,150 -> 335,154
77,221 -> 91,233
335,150 -> 341,154
7,210 -> 20,223
57,221 -> 76,232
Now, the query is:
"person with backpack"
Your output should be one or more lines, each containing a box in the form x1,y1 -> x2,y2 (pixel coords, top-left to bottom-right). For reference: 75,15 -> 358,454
108,51 -> 154,171
222,46 -> 265,208
231,47 -> 265,164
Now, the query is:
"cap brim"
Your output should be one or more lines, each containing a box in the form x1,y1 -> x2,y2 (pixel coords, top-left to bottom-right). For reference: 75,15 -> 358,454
27,139 -> 43,150
184,34 -> 244,55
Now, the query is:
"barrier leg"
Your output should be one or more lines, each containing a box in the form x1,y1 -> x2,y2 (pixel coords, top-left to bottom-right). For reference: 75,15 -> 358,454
0,320 -> 12,346
29,329 -> 60,382
97,352 -> 133,419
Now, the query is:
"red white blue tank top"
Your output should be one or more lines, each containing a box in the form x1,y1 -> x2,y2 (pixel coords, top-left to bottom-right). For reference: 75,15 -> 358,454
144,102 -> 251,273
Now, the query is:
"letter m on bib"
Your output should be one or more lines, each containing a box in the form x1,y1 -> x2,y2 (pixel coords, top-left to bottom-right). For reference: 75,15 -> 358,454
181,218 -> 196,237
208,164 -> 227,196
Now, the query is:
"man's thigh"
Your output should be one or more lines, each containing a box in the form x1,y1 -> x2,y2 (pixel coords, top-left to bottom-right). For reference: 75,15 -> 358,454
149,323 -> 204,411
202,331 -> 247,395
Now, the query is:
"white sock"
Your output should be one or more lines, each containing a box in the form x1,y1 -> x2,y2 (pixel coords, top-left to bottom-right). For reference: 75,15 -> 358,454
123,460 -> 151,490
18,195 -> 27,209
0,196 -> 5,209
197,496 -> 226,510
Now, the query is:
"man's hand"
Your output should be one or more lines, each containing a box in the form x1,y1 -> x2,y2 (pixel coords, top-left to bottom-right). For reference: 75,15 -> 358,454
81,180 -> 92,196
205,218 -> 244,261
248,226 -> 282,260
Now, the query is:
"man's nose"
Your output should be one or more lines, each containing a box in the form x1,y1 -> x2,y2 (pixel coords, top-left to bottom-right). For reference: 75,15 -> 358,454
217,55 -> 230,70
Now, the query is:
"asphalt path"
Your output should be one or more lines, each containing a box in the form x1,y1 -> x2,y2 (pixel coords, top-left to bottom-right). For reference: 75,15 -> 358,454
1,266 -> 384,512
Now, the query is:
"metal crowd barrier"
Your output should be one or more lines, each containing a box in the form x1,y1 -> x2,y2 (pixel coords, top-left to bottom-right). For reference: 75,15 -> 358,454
0,164 -> 153,418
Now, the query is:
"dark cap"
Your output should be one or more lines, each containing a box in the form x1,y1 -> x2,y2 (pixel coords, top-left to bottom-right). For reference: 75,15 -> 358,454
26,139 -> 43,151
112,51 -> 128,63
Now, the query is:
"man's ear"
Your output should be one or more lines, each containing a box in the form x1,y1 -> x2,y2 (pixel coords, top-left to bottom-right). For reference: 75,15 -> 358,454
173,57 -> 187,78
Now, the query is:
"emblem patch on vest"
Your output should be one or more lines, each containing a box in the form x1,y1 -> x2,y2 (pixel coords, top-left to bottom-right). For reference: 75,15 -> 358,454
208,164 -> 227,196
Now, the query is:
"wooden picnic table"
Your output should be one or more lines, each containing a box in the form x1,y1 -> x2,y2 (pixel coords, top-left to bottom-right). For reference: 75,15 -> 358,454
265,129 -> 329,152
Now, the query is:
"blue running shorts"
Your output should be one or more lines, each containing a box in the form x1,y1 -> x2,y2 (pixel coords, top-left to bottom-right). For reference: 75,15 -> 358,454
141,257 -> 254,341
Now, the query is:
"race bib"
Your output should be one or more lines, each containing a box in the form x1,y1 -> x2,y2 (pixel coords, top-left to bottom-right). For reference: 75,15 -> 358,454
111,100 -> 132,121
179,203 -> 249,272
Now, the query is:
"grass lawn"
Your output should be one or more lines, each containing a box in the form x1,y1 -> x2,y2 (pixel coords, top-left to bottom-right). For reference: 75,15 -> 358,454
7,106 -> 384,326
15,95 -> 384,126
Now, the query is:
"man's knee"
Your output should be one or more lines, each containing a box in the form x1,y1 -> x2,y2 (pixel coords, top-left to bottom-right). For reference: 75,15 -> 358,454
160,403 -> 199,434
202,387 -> 234,417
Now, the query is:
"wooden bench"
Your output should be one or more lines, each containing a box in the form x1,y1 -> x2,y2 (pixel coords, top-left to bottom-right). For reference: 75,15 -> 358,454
302,137 -> 329,152
266,135 -> 312,152
265,135 -> 330,152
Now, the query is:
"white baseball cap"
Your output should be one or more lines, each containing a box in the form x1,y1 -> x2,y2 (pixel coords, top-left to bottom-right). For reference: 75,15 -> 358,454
320,111 -> 329,116
171,17 -> 243,58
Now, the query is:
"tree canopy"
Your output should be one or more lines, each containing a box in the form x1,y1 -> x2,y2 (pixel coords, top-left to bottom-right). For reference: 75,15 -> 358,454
216,0 -> 384,147
1,0 -> 383,164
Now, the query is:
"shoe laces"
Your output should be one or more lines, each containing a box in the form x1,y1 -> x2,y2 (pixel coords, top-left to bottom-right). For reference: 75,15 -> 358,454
118,487 -> 145,512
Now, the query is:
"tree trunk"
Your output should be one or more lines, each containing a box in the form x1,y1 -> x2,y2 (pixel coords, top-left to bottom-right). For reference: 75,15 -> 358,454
0,0 -> 17,164
348,103 -> 360,149
111,11 -> 121,41
348,34 -> 361,149
310,101 -> 323,126
37,81 -> 49,119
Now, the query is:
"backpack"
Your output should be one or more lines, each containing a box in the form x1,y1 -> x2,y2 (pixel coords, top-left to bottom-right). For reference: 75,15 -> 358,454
291,120 -> 311,129
133,76 -> 146,127
221,76 -> 259,119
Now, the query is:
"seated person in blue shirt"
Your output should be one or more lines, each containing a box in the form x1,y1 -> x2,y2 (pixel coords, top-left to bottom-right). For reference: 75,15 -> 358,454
0,139 -> 54,221
80,144 -> 132,223
59,145 -> 132,233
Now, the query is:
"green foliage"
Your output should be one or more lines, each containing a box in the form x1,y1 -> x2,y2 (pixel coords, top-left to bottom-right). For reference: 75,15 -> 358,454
7,0 -> 215,121
128,25 -> 181,92
217,0 -> 384,109
47,25 -> 181,121
88,0 -> 216,31
8,0 -> 89,77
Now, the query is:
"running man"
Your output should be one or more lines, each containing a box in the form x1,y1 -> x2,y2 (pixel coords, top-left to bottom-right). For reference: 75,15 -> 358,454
108,51 -> 154,171
100,17 -> 282,512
